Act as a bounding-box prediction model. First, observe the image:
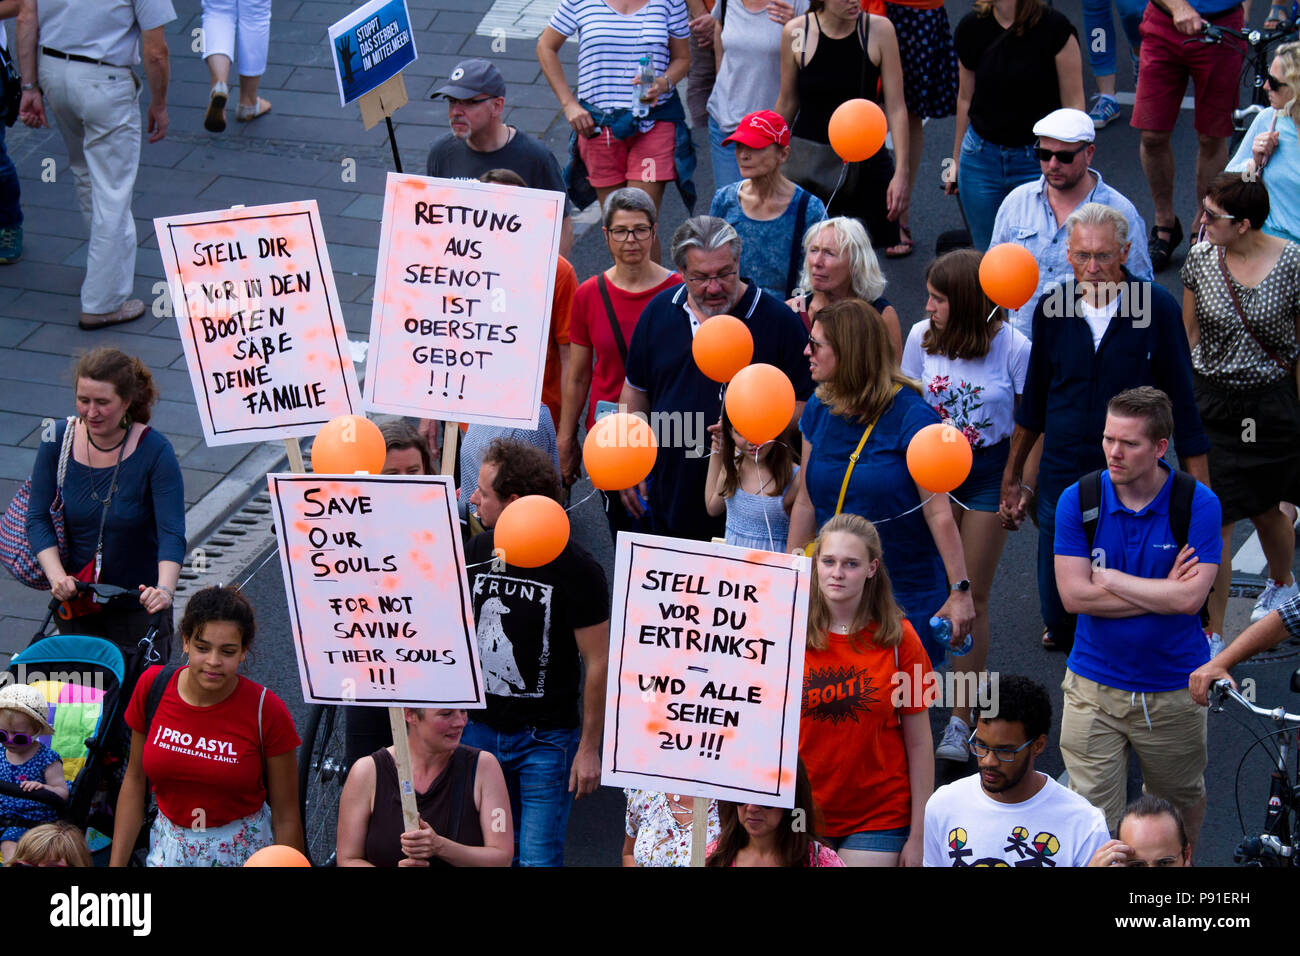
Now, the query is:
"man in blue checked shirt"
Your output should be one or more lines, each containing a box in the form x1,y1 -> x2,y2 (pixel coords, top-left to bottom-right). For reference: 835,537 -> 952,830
990,108 -> 1152,340
1189,592 -> 1300,705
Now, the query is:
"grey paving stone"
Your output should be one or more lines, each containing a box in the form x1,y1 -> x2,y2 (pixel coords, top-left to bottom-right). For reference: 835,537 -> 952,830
433,10 -> 490,33
0,413 -> 46,446
196,175 -> 354,215
181,442 -> 254,474
283,66 -> 338,92
3,262 -> 88,297
21,326 -> 183,371
3,291 -> 84,327
342,301 -> 372,336
21,235 -> 85,266
0,349 -> 80,388
332,271 -> 377,302
0,379 -> 77,418
340,194 -> 384,220
501,105 -> 555,137
138,141 -> 197,170
325,243 -> 380,276
291,0 -> 356,24
0,320 -> 40,349
267,40 -> 335,69
167,433 -> 202,460
148,400 -> 205,438
238,114 -> 380,149
18,205 -> 89,241
252,88 -> 354,120
182,467 -> 224,505
177,147 -> 337,188
0,446 -> 37,481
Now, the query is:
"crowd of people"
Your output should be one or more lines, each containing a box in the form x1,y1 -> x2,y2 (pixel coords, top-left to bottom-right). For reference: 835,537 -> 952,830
2,0 -> 1300,869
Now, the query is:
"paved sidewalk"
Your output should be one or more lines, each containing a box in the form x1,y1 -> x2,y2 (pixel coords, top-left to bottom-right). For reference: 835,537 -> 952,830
0,0 -> 580,659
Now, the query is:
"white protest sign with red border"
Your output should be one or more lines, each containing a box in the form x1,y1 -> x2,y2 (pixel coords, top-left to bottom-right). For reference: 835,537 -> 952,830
364,173 -> 563,429
267,473 -> 484,707
155,201 -> 363,447
601,534 -> 810,807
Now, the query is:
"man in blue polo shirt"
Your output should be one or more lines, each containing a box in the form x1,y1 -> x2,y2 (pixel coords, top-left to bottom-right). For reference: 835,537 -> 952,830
618,215 -> 813,540
1055,386 -> 1220,855
1000,202 -> 1210,653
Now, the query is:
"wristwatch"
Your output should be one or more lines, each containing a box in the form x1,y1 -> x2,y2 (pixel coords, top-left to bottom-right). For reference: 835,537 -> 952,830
22,83 -> 38,92
951,579 -> 971,592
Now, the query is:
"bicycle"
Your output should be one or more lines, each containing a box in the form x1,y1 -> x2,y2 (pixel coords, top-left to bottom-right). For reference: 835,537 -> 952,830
1209,676 -> 1300,866
1187,12 -> 1300,153
298,703 -> 348,867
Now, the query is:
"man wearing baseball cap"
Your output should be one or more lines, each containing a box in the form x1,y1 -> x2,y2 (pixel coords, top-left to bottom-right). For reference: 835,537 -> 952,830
713,110 -> 826,301
989,108 -> 1152,340
426,58 -> 573,254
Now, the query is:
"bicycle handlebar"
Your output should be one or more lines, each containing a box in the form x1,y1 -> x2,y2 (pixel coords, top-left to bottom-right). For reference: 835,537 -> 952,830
1211,679 -> 1300,725
1190,20 -> 1298,47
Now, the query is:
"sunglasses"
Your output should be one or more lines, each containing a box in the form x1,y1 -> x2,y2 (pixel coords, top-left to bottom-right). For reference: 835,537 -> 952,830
1034,144 -> 1089,163
0,730 -> 38,746
1265,73 -> 1290,93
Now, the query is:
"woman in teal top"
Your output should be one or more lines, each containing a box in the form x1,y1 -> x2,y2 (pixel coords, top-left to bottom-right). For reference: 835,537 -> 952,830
1226,42 -> 1300,245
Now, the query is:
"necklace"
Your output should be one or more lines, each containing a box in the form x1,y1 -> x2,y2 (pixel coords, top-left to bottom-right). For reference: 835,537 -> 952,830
86,429 -> 126,453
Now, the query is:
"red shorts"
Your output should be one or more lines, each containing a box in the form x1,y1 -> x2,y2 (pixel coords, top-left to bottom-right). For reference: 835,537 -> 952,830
1130,3 -> 1244,138
577,120 -> 677,187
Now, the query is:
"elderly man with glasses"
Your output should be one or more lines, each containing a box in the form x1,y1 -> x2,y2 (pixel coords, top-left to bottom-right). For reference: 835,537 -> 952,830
999,202 -> 1209,655
989,108 -> 1152,341
617,215 -> 812,541
426,58 -> 574,256
924,675 -> 1110,867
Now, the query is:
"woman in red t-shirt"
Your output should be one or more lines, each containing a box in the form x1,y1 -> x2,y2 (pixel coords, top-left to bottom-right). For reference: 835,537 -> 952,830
799,513 -> 934,866
111,587 -> 303,866
558,188 -> 682,512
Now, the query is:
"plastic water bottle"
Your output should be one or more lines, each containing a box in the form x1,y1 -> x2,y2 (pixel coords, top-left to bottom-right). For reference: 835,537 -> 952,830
632,56 -> 654,118
930,616 -> 973,657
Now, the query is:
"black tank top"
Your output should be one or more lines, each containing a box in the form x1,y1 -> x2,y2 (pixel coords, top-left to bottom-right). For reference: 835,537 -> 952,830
363,745 -> 483,867
792,13 -> 881,144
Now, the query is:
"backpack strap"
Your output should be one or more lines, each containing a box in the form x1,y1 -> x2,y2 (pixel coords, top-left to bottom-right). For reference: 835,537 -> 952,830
1167,469 -> 1211,628
597,273 -> 629,366
785,189 -> 812,299
257,685 -> 267,793
718,0 -> 728,32
1078,470 -> 1103,557
144,664 -> 181,741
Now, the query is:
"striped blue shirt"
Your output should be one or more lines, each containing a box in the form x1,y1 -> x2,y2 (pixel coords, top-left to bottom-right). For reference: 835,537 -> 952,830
549,0 -> 690,111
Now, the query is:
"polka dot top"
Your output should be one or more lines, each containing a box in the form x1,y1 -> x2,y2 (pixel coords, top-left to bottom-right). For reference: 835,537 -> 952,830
1181,239 -> 1300,390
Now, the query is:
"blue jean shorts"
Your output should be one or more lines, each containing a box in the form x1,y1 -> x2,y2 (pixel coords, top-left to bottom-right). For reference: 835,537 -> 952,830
951,437 -> 1010,512
826,824 -> 910,853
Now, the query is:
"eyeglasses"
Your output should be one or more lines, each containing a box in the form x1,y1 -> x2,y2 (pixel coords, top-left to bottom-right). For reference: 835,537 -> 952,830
1034,144 -> 1089,164
1265,73 -> 1290,93
1067,250 -> 1118,266
606,225 -> 653,241
0,730 -> 37,746
967,732 -> 1034,762
806,335 -> 827,351
684,269 -> 738,287
1201,203 -> 1237,222
447,96 -> 495,108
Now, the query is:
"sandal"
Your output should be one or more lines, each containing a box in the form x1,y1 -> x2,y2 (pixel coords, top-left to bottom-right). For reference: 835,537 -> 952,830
236,98 -> 272,122
1148,217 -> 1183,272
885,225 -> 914,259
204,82 -> 228,133
1041,628 -> 1059,651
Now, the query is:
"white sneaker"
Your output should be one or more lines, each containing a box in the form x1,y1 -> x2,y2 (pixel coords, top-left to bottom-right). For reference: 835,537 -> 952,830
936,715 -> 971,762
1251,577 -> 1300,622
1206,631 -> 1225,658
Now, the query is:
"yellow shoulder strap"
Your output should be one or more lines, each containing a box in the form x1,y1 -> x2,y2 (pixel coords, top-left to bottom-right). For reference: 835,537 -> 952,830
834,384 -> 903,517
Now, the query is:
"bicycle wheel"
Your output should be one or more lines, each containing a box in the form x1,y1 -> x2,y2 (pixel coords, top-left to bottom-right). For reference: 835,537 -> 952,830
298,704 -> 348,867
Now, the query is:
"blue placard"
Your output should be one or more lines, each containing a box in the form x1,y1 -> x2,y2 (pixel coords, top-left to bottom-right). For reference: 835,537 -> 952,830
327,0 -> 418,106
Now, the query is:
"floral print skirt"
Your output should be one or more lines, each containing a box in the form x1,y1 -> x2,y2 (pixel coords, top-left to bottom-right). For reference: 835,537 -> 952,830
147,804 -> 273,867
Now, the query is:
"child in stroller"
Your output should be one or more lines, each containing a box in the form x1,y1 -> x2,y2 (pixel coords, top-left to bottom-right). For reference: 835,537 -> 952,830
0,684 -> 68,860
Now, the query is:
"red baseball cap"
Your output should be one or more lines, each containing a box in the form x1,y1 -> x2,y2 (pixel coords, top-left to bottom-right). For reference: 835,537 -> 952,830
723,110 -> 791,149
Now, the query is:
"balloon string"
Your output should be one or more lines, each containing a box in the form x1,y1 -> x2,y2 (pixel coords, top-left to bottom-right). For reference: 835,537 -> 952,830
823,162 -> 850,219
986,305 -> 999,324
565,485 -> 602,514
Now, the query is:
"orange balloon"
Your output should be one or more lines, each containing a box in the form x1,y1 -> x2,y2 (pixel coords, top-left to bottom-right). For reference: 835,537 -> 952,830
310,415 -> 386,475
725,364 -> 795,447
692,315 -> 754,383
494,495 -> 570,568
979,244 -> 1040,310
906,423 -> 973,494
244,844 -> 311,867
828,99 -> 887,163
583,413 -> 657,490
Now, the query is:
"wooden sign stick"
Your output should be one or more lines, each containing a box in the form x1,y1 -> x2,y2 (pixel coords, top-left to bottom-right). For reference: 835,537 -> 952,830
388,708 -> 421,833
284,437 -> 305,474
691,797 -> 708,867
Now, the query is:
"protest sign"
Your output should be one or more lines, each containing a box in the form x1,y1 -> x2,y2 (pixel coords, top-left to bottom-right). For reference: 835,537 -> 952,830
328,0 -> 417,106
364,173 -> 563,428
601,534 -> 810,807
267,473 -> 484,707
155,201 -> 363,447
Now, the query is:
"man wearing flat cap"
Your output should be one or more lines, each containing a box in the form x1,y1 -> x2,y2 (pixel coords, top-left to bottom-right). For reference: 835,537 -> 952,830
990,108 -> 1152,340
426,57 -> 573,254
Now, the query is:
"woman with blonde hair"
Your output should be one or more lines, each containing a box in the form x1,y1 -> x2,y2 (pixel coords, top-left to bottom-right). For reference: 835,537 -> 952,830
799,514 -> 933,866
786,217 -> 902,361
1226,42 -> 1300,244
789,298 -> 975,666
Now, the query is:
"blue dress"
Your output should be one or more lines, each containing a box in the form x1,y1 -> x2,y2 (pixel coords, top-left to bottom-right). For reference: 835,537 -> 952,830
725,466 -> 797,553
800,388 -> 950,660
0,743 -> 62,843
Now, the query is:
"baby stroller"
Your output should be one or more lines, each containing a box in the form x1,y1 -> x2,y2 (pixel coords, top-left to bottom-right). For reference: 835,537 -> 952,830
0,581 -> 167,864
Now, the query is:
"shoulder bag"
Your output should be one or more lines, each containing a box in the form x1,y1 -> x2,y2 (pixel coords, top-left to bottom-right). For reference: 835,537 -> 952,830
0,416 -> 76,588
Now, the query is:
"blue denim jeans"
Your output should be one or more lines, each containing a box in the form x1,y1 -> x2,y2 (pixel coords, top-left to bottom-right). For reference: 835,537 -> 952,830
1083,0 -> 1147,78
1036,486 -> 1077,649
708,115 -> 743,192
956,127 -> 1040,251
461,720 -> 580,867
0,124 -> 21,228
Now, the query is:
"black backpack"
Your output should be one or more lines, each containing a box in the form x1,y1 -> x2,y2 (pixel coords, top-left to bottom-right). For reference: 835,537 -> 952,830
1078,469 -> 1210,627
